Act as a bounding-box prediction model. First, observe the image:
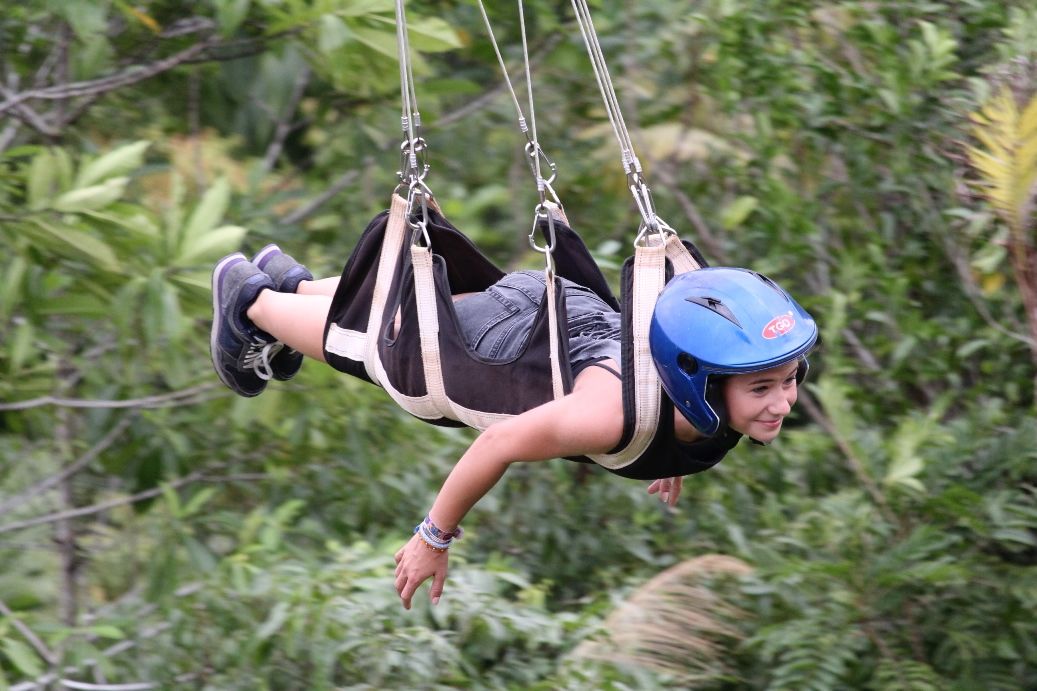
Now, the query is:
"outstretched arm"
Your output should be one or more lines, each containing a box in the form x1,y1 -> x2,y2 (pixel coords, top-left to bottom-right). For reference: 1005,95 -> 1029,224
393,366 -> 623,609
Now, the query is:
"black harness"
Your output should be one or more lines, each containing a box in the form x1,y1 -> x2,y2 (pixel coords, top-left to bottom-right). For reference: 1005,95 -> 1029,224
322,196 -> 738,479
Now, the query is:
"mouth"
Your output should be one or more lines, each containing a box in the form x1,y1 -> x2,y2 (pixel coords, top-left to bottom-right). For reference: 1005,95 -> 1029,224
756,419 -> 783,430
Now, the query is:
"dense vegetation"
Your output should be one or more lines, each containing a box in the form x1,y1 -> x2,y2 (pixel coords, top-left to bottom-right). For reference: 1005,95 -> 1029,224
1,1 -> 1035,688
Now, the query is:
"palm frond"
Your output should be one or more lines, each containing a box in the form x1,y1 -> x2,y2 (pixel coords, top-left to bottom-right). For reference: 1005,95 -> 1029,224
966,86 -> 1037,234
570,555 -> 753,685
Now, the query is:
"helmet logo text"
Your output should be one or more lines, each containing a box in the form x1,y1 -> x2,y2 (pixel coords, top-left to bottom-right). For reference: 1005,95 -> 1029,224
762,313 -> 795,339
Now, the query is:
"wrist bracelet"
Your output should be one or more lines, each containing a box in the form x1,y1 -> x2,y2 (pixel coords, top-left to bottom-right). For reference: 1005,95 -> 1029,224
414,514 -> 462,551
421,514 -> 463,541
419,540 -> 448,554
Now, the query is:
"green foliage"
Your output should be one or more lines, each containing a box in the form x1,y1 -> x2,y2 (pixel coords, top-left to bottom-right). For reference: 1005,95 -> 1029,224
0,0 -> 1035,688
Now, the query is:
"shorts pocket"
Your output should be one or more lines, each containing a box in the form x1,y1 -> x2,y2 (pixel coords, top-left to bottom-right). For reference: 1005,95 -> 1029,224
455,290 -> 520,353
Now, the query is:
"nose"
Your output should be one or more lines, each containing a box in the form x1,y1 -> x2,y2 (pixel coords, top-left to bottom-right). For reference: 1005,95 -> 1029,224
768,389 -> 794,416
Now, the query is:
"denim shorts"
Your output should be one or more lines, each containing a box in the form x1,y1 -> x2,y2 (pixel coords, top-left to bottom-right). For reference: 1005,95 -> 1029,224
454,270 -> 621,372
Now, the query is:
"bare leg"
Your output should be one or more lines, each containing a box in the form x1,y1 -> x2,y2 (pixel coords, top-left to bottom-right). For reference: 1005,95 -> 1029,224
247,289 -> 329,362
296,277 -> 339,297
257,275 -> 478,358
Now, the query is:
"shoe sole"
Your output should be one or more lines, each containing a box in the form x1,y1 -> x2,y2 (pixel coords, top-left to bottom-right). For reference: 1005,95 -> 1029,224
210,252 -> 248,393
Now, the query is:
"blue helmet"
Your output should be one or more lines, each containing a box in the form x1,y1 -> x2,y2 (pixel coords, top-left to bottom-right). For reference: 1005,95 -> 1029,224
648,267 -> 818,436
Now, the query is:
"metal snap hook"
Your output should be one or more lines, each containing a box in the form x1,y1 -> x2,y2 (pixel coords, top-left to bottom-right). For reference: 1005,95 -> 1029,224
528,203 -> 558,255
524,140 -> 558,187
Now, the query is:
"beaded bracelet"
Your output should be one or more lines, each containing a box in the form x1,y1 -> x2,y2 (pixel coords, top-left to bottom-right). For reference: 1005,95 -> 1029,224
419,540 -> 448,554
421,515 -> 463,541
414,515 -> 462,551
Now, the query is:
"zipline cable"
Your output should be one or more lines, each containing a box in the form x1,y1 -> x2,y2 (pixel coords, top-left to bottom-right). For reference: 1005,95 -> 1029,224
569,0 -> 672,241
475,0 -> 560,263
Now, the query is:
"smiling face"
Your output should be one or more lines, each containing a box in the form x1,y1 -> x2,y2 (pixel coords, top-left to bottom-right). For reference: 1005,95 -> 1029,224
722,361 -> 801,443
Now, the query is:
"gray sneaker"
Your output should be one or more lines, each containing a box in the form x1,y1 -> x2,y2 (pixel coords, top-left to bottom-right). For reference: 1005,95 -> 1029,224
251,244 -> 314,381
210,253 -> 280,397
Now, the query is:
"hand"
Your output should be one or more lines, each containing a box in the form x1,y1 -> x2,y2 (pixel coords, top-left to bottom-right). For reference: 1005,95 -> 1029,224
647,476 -> 683,507
394,533 -> 449,610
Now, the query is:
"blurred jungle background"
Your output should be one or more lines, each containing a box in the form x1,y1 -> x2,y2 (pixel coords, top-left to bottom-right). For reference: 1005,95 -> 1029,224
1,1 -> 1035,688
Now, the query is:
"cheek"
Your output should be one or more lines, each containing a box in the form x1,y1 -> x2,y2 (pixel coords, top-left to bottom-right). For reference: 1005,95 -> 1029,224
724,390 -> 753,423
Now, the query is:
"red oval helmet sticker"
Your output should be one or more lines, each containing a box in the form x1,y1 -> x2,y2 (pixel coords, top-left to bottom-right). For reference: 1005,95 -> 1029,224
762,313 -> 795,339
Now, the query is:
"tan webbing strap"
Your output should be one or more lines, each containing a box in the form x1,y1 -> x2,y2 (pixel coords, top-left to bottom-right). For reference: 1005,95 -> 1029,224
665,234 -> 701,274
544,270 -> 567,400
588,239 -> 667,469
411,243 -> 451,416
364,194 -> 410,383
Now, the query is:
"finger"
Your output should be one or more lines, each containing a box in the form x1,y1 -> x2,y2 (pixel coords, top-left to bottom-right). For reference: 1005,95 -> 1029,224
647,479 -> 662,495
400,581 -> 420,610
430,567 -> 448,606
394,548 -> 404,564
669,477 -> 683,506
394,572 -> 407,596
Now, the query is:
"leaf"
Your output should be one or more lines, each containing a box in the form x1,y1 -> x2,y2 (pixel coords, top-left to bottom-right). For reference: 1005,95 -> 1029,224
175,225 -> 248,266
339,1 -> 394,17
214,0 -> 251,35
720,196 -> 759,230
967,87 -> 1037,232
257,601 -> 290,641
1,639 -> 43,678
318,14 -> 350,53
884,452 -> 924,488
8,321 -> 33,373
183,487 -> 217,516
181,177 -> 231,247
0,256 -> 27,323
75,140 -> 150,188
53,177 -> 129,212
345,25 -> 399,59
27,149 -> 60,209
26,219 -> 121,272
87,625 -> 125,640
404,17 -> 464,51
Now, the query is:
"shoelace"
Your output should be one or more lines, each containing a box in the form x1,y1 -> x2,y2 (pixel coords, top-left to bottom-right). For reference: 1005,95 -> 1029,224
242,338 -> 283,381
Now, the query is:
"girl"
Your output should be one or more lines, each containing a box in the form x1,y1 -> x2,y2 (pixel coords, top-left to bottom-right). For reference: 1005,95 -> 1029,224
210,244 -> 817,608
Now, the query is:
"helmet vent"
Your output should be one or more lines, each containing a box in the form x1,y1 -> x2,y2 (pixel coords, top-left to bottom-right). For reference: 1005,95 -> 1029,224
677,353 -> 698,375
685,295 -> 742,328
752,271 -> 788,299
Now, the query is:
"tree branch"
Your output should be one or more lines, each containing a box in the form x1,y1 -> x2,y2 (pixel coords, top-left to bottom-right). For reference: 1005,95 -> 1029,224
278,169 -> 360,226
796,390 -> 899,526
259,65 -> 311,176
0,416 -> 134,517
653,165 -> 728,263
0,472 -> 269,535
0,85 -> 61,137
0,382 -> 220,411
0,38 -> 217,115
0,597 -> 58,666
58,681 -> 156,690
